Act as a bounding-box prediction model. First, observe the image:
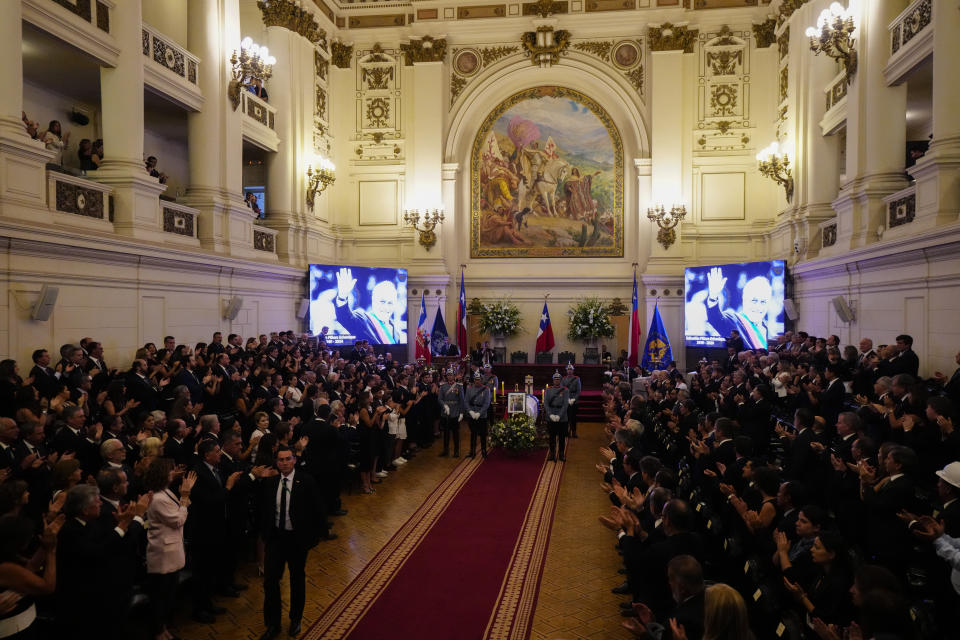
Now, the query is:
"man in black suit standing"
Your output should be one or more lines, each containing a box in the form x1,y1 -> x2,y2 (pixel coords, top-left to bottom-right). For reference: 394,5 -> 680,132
881,334 -> 920,377
29,348 -> 59,399
933,349 -> 960,406
125,359 -> 163,413
259,446 -> 336,640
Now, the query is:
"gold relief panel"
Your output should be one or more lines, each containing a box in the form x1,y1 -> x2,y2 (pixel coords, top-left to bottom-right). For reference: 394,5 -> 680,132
572,41 -> 614,61
362,66 -> 394,90
777,27 -> 789,60
256,0 -> 327,48
331,41 -> 353,68
522,0 -> 568,16
752,18 -> 776,49
457,4 -> 507,19
347,14 -> 406,28
399,36 -> 448,65
779,66 -> 788,103
585,0 -> 635,12
365,97 -> 391,129
314,50 -> 328,81
648,23 -> 699,53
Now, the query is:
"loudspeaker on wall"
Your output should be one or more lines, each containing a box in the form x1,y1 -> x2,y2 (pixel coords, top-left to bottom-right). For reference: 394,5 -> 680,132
783,299 -> 799,321
30,285 -> 59,321
296,298 -> 310,320
223,296 -> 243,320
831,296 -> 856,323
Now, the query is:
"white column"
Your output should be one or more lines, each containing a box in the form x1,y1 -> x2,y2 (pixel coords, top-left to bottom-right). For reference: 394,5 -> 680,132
408,60 -> 446,269
0,1 -> 54,213
649,50 -> 684,256
182,0 -> 253,255
833,0 -> 909,247
909,0 -> 960,228
96,0 -> 167,239
441,162 -> 461,281
634,158 -> 652,268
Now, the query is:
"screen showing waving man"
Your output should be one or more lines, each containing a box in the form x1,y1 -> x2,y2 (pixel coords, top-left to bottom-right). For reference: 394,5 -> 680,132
308,264 -> 408,345
704,266 -> 772,350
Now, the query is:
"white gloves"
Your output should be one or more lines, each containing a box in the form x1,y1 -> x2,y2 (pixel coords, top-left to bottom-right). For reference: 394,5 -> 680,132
549,415 -> 560,422
443,405 -> 450,415
568,399 -> 575,405
469,411 -> 480,420
458,414 -> 463,421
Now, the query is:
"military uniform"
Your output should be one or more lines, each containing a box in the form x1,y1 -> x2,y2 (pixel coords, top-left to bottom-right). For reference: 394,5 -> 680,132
544,377 -> 570,461
465,376 -> 492,457
482,367 -> 499,420
561,368 -> 582,437
438,376 -> 465,457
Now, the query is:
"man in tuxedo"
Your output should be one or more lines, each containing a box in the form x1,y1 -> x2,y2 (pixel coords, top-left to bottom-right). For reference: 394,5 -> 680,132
301,405 -> 349,516
259,446 -> 335,640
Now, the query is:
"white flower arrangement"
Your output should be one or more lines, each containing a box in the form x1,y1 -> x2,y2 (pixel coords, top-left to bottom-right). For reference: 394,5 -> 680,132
567,297 -> 615,341
478,300 -> 522,337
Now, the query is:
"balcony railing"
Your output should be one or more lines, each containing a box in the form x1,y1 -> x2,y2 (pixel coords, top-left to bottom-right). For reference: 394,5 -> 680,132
820,69 -> 847,135
23,0 -> 120,66
46,171 -> 114,230
161,201 -> 200,244
49,0 -> 111,32
142,23 -> 203,111
883,185 -> 916,230
253,226 -> 278,253
241,92 -> 280,153
885,0 -> 933,85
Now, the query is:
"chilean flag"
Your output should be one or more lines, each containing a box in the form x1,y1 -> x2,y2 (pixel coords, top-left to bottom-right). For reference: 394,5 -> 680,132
536,301 -> 555,353
456,271 -> 467,352
628,272 -> 641,368
415,291 -> 431,364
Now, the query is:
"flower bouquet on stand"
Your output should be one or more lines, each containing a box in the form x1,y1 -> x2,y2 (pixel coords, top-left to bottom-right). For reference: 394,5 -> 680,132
477,300 -> 522,337
567,297 -> 615,343
490,412 -> 539,456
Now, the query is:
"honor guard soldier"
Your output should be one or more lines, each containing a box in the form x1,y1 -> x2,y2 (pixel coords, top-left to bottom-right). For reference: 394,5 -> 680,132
544,371 -> 570,461
481,364 -> 499,418
465,371 -> 492,458
438,368 -> 465,457
561,363 -> 582,438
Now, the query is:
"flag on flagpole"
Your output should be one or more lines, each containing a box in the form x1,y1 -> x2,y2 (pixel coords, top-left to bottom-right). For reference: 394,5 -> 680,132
641,302 -> 672,371
535,300 -> 555,354
456,270 -> 468,352
415,291 -> 431,364
628,272 -> 641,368
431,305 -> 449,356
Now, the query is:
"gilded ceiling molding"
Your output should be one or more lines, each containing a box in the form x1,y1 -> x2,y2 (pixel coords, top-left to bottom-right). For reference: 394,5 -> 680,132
479,45 -> 520,66
752,18 -> 777,49
572,41 -> 614,60
647,23 -> 698,54
331,41 -> 353,68
256,0 -> 328,49
400,36 -> 448,65
777,0 -> 809,26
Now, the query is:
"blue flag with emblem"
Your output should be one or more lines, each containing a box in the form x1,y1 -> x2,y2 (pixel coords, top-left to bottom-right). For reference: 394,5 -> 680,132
641,303 -> 672,371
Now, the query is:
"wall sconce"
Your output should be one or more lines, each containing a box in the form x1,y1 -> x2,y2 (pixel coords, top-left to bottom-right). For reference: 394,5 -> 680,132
756,142 -> 794,202
403,208 -> 445,250
521,26 -> 571,68
646,204 -> 686,249
805,2 -> 857,82
228,37 -> 276,110
306,156 -> 335,208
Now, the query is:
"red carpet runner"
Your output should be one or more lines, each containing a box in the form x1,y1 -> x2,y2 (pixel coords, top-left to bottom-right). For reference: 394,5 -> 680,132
305,448 -> 566,640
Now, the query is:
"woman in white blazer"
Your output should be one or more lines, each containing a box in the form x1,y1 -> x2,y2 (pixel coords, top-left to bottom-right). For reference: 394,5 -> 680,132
143,458 -> 196,640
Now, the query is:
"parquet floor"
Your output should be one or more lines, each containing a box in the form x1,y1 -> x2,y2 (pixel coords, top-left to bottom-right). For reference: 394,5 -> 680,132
158,423 -> 624,640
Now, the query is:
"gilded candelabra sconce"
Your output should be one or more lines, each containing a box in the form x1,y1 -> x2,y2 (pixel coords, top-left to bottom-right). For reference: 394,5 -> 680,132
805,2 -> 857,82
756,142 -> 794,202
403,208 -> 445,250
229,37 -> 276,110
521,26 -> 570,68
646,204 -> 687,250
305,156 -> 335,208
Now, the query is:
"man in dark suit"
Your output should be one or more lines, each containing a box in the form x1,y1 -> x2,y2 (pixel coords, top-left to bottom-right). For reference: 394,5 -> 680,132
29,348 -> 59,399
259,445 -> 336,640
188,439 -> 234,623
125,359 -> 162,413
50,405 -> 86,456
933,349 -> 960,406
174,355 -> 204,404
625,554 -> 706,640
301,405 -> 349,516
861,444 -> 917,573
815,363 -> 847,430
880,334 -> 920,377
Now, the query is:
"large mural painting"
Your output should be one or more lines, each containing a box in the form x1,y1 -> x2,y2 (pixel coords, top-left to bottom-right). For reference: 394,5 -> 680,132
471,86 -> 623,258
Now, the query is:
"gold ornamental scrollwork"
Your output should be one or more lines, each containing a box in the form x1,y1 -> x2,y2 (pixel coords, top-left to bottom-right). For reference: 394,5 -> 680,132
331,41 -> 353,68
572,41 -> 613,60
777,0 -> 809,26
256,0 -> 327,48
648,23 -> 698,54
399,36 -> 448,65
752,18 -> 777,49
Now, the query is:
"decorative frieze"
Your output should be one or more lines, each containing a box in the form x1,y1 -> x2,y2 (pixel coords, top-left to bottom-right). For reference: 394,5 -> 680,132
891,0 -> 931,55
331,41 -> 353,69
162,206 -> 196,237
698,26 -> 749,129
257,0 -> 327,48
142,25 -> 200,86
54,178 -> 105,219
752,18 -> 776,49
888,192 -> 916,228
822,223 -> 837,248
254,229 -> 276,252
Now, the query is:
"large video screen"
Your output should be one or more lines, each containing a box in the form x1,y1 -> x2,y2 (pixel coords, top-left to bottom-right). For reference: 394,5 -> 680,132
684,260 -> 786,349
308,265 -> 408,346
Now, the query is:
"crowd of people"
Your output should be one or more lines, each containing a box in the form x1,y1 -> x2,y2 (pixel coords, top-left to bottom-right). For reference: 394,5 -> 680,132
597,329 -> 960,640
0,332 -> 500,639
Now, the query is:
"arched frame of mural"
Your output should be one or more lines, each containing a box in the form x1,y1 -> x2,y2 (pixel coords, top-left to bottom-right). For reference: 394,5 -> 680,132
470,86 -> 624,259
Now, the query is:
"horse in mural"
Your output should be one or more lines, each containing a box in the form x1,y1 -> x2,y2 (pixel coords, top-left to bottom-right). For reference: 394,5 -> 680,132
519,154 -> 568,218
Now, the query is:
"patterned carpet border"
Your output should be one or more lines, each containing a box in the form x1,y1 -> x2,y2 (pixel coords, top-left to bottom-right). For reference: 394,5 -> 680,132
305,456 -> 483,640
483,447 -> 568,640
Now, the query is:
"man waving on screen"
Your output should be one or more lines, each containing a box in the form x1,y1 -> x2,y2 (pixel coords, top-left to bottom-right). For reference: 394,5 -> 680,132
333,267 -> 403,345
704,266 -> 771,350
